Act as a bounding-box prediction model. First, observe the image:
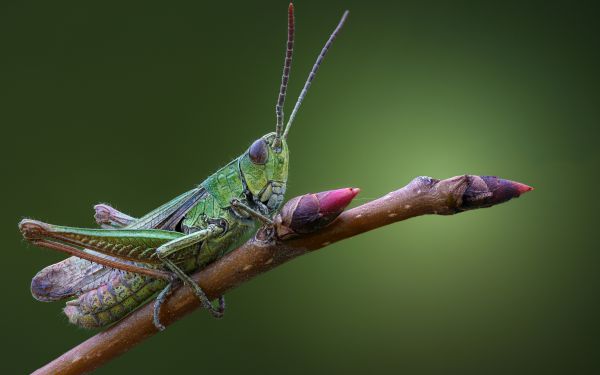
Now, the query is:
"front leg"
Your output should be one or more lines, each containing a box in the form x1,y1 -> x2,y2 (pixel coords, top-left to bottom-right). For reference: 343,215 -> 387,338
230,199 -> 274,225
155,224 -> 225,318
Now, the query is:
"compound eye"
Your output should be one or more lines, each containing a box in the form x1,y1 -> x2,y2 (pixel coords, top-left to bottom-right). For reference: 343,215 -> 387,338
249,139 -> 268,165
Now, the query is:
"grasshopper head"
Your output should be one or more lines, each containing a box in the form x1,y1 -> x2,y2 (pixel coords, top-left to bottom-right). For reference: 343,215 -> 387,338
238,3 -> 348,214
239,132 -> 289,213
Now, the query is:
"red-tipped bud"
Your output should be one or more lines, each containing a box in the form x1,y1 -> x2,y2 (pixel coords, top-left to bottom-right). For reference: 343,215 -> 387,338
315,188 -> 360,216
275,188 -> 360,239
462,176 -> 533,210
513,181 -> 534,195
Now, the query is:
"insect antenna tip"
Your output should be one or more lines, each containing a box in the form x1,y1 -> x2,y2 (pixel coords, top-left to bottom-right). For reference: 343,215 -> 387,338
274,0 -> 296,144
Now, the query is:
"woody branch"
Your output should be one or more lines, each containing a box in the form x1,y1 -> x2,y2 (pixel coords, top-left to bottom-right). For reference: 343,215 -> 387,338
32,174 -> 532,375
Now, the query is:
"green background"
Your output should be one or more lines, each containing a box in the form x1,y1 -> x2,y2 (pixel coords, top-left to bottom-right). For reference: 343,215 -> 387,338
1,0 -> 598,373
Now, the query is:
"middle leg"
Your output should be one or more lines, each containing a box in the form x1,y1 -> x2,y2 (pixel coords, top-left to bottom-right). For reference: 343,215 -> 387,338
156,224 -> 225,318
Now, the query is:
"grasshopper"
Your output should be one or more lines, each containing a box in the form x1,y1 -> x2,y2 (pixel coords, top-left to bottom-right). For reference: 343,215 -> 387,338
18,3 -> 349,331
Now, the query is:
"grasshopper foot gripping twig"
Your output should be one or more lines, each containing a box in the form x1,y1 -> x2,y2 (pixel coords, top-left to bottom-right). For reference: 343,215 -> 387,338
153,282 -> 175,331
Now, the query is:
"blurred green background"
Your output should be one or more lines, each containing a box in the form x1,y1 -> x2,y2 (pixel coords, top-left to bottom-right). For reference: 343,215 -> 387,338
1,0 -> 598,373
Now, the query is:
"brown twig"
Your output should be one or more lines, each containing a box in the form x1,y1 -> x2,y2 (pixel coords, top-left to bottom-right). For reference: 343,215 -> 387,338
31,175 -> 532,375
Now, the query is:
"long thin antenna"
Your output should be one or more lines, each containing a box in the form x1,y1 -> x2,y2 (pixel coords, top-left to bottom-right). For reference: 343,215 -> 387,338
283,10 -> 349,139
274,3 -> 295,146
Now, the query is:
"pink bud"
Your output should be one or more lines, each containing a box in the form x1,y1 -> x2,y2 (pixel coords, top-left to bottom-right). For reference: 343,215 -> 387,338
275,188 -> 360,239
315,188 -> 361,217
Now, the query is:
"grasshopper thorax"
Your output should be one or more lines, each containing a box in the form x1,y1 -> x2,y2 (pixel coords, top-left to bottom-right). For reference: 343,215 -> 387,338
239,132 -> 289,214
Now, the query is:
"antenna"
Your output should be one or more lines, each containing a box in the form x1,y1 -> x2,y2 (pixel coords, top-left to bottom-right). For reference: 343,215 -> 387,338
283,10 -> 349,139
273,3 -> 295,146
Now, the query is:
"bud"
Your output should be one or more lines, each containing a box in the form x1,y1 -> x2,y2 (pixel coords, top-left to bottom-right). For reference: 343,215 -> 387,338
274,188 -> 360,239
462,176 -> 533,210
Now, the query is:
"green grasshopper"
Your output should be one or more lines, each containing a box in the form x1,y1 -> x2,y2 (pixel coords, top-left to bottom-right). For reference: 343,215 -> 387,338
18,3 -> 349,331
